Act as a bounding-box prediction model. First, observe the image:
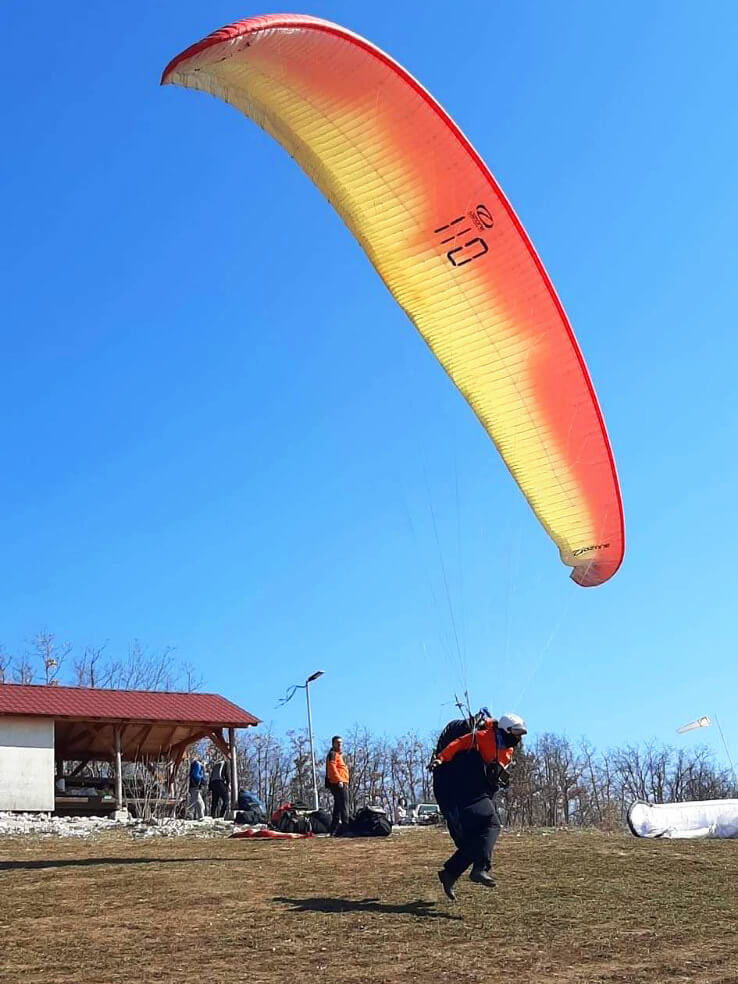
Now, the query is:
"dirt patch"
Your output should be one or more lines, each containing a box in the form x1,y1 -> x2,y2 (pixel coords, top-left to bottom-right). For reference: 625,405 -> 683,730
0,828 -> 736,983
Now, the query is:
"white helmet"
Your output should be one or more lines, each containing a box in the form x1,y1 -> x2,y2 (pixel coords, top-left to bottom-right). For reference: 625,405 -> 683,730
498,712 -> 527,736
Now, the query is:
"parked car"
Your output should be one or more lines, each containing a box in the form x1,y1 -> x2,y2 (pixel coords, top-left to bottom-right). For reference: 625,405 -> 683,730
411,802 -> 441,825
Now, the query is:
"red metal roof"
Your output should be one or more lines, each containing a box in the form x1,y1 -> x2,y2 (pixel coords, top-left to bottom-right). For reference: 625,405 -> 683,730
0,683 -> 259,727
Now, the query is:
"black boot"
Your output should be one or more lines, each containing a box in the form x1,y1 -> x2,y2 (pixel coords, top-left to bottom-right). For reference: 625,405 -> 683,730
437,869 -> 457,901
469,865 -> 496,887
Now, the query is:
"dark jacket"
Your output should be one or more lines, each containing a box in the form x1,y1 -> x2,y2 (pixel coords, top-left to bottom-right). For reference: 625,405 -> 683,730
433,722 -> 512,809
209,761 -> 230,787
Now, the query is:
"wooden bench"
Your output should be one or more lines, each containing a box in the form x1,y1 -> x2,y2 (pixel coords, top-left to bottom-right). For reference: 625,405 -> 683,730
54,796 -> 117,816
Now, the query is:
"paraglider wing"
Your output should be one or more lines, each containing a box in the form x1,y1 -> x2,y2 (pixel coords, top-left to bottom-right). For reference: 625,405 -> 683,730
162,15 -> 624,586
627,798 -> 738,839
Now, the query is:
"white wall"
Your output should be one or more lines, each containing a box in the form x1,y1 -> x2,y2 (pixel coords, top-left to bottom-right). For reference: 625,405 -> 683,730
0,717 -> 55,811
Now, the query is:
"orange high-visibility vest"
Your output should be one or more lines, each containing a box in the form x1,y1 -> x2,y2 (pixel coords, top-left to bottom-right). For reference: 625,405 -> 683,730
326,750 -> 349,785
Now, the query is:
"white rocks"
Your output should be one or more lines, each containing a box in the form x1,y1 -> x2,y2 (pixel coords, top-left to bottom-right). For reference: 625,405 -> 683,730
132,816 -> 234,839
0,812 -> 119,837
0,811 -> 235,839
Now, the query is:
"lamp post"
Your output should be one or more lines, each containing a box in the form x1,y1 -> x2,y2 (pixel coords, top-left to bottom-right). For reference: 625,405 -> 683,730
305,670 -> 324,811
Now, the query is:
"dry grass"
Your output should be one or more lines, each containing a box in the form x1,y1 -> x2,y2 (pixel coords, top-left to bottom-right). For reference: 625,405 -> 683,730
0,827 -> 736,984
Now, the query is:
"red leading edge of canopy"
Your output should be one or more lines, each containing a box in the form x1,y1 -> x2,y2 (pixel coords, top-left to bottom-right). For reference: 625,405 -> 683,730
161,14 -> 625,587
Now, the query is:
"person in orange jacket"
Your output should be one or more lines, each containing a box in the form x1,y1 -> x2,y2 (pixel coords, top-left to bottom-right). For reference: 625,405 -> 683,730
431,711 -> 527,900
325,735 -> 350,835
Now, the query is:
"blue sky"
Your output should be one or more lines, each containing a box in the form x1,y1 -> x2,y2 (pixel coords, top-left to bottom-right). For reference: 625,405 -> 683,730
2,2 -> 737,767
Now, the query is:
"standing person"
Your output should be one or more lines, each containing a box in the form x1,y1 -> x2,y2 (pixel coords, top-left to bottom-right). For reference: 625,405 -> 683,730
430,712 -> 527,900
209,759 -> 230,818
188,757 -> 206,820
325,735 -> 350,835
396,797 -> 408,824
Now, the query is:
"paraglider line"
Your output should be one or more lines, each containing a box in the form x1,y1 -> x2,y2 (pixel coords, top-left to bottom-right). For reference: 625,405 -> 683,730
513,592 -> 574,704
425,471 -> 466,685
714,714 -> 738,791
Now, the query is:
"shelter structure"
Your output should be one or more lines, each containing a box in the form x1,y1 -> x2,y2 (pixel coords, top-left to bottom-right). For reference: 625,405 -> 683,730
0,683 -> 259,815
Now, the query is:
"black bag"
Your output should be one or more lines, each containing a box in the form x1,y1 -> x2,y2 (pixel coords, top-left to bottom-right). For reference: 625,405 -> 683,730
276,808 -> 312,834
235,806 -> 268,826
345,806 -> 392,838
309,809 -> 331,835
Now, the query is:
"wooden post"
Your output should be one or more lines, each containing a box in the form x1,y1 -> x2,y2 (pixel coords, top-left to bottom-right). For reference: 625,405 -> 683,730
114,726 -> 123,811
229,727 -> 238,812
169,745 -> 188,799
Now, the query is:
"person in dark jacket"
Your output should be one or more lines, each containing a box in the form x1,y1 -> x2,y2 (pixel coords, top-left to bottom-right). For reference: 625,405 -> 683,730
325,735 -> 350,835
430,712 -> 527,900
208,759 -> 230,818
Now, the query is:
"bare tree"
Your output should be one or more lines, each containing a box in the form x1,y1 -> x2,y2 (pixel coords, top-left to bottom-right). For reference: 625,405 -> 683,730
71,640 -> 197,693
286,730 -> 314,806
12,653 -> 34,684
28,630 -> 71,685
103,641 -> 178,690
181,660 -> 203,693
505,746 -> 539,827
0,645 -> 11,684
73,644 -> 107,687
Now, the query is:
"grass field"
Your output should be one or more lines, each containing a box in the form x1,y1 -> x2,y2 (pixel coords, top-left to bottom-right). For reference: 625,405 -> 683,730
1,827 -> 736,984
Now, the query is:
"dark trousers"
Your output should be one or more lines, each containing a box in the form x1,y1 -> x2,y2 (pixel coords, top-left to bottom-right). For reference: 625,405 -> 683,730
210,780 -> 229,818
329,783 -> 349,834
443,795 -> 501,881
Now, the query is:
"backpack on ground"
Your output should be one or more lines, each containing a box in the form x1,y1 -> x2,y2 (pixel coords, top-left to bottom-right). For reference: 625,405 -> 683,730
308,809 -> 331,834
344,806 -> 392,838
238,790 -> 266,813
234,806 -> 267,826
275,808 -> 312,834
270,802 -> 295,826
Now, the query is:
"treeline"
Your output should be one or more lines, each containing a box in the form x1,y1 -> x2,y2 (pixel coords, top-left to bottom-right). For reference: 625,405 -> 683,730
0,632 -> 200,691
2,633 -> 733,826
230,726 -> 736,827
231,726 -> 436,819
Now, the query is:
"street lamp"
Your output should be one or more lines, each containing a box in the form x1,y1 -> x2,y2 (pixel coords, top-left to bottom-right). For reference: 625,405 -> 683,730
276,670 -> 325,810
305,670 -> 324,810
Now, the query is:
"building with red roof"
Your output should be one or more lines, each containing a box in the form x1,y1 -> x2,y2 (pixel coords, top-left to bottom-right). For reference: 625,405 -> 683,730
0,683 -> 259,815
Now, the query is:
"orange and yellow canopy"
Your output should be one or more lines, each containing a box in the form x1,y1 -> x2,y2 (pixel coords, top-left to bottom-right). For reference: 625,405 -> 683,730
162,14 -> 624,587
